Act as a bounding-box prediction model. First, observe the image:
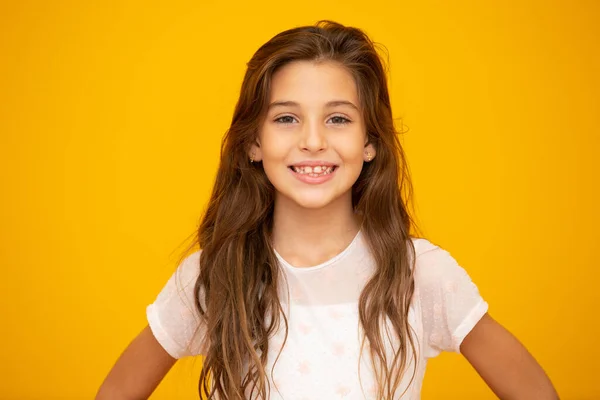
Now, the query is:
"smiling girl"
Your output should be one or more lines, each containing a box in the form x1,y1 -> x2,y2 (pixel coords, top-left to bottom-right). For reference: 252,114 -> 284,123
97,20 -> 558,399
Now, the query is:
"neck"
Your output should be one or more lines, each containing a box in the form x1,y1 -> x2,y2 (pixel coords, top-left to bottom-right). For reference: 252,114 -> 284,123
271,192 -> 361,267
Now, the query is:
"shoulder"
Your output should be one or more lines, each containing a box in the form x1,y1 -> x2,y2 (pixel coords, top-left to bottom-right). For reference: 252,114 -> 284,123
146,249 -> 206,358
175,250 -> 202,280
410,237 -> 440,258
410,236 -> 455,271
408,238 -> 489,356
409,237 -> 471,290
157,250 -> 202,301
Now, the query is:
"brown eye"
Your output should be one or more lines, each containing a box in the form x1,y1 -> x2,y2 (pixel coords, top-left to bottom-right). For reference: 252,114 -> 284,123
329,115 -> 351,124
274,115 -> 296,124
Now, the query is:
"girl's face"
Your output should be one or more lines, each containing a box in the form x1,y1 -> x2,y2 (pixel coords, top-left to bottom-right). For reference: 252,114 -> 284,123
251,60 -> 376,210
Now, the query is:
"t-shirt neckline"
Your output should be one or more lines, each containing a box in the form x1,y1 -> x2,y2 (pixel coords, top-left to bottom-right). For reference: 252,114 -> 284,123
274,229 -> 363,272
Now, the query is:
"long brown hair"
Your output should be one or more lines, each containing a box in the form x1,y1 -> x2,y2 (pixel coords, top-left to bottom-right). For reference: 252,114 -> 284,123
191,20 -> 420,399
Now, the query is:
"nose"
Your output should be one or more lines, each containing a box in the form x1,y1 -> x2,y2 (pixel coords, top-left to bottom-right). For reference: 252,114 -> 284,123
299,119 -> 327,153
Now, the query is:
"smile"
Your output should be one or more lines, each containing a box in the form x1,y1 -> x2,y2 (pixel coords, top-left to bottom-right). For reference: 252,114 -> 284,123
288,165 -> 338,184
290,165 -> 335,175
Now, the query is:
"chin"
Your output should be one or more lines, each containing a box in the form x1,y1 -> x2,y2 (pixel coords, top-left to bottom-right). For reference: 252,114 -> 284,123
283,192 -> 343,210
293,199 -> 334,210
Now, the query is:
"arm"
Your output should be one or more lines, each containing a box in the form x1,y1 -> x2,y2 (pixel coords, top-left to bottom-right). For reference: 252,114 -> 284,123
460,313 -> 559,399
96,325 -> 177,400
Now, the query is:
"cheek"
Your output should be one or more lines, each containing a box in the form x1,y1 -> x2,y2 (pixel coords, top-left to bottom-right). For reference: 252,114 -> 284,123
259,133 -> 290,182
260,130 -> 289,160
337,139 -> 366,161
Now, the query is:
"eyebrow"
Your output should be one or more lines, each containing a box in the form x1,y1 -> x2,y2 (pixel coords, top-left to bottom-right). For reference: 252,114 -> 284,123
267,100 -> 360,111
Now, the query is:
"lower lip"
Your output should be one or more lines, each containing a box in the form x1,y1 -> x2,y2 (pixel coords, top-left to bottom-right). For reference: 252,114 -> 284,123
289,167 -> 337,184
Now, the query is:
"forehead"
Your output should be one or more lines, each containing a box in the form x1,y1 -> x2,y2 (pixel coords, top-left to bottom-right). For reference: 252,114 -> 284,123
268,60 -> 359,106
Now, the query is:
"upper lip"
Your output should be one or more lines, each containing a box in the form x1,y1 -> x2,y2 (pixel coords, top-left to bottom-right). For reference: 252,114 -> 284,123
289,160 -> 338,167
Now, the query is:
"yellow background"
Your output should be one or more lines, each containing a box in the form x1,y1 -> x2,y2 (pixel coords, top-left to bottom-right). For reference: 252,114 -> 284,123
1,1 -> 598,398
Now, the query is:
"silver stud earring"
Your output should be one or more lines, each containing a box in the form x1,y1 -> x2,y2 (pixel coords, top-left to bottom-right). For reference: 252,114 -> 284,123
250,154 -> 254,163
366,152 -> 372,161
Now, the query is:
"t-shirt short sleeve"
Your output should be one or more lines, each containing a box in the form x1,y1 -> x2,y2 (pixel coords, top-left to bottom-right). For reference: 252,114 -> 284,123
413,239 -> 489,358
146,250 -> 208,359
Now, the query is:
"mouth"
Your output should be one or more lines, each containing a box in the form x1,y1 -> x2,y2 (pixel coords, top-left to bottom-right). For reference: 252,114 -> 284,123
287,165 -> 338,177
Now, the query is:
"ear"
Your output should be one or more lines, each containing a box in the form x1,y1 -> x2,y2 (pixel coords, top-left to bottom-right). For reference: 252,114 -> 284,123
249,139 -> 263,162
364,142 -> 376,162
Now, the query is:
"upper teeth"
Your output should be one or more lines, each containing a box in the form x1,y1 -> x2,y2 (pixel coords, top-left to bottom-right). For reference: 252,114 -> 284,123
292,165 -> 334,175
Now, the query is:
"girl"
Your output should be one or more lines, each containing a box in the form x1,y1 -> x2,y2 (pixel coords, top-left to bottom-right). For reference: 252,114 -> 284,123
97,20 -> 558,400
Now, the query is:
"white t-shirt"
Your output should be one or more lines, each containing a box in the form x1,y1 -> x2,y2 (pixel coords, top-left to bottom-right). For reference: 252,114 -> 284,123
146,231 -> 488,399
